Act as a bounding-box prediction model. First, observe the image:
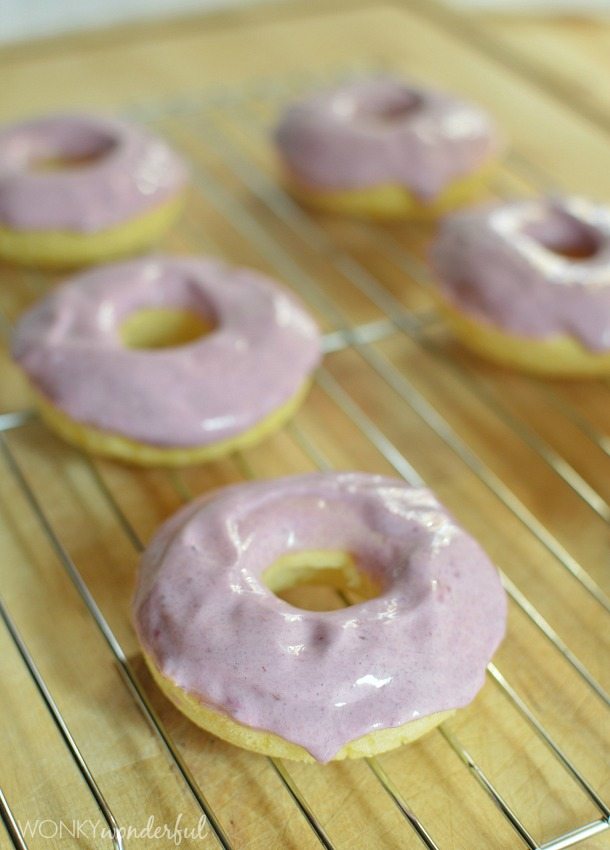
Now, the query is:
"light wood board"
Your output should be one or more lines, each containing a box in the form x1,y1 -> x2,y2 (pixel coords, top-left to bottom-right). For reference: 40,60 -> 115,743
0,2 -> 609,849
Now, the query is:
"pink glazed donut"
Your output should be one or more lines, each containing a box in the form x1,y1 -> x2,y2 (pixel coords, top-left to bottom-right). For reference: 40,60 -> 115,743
431,196 -> 610,375
0,113 -> 188,266
12,256 -> 321,465
274,76 -> 502,219
133,472 -> 507,762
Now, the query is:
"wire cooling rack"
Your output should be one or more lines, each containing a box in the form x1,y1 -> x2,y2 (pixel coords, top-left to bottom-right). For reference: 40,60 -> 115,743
0,64 -> 609,850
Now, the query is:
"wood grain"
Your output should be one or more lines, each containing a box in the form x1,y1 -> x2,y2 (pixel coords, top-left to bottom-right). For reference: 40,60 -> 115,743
0,3 -> 609,849
481,11 -> 610,130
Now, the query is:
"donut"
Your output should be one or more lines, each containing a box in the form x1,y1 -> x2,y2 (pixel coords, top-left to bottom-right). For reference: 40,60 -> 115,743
0,113 -> 187,267
274,76 -> 502,220
11,256 -> 321,465
133,472 -> 507,762
431,196 -> 610,376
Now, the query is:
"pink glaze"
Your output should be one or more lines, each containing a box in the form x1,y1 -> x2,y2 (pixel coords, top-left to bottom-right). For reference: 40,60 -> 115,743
133,472 -> 507,762
12,256 -> 321,447
0,113 -> 187,232
274,77 -> 501,200
431,196 -> 610,352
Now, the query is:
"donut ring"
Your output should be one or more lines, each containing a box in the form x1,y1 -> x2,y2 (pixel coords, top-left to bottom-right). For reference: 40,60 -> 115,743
12,257 -> 321,465
0,113 -> 187,267
431,196 -> 610,376
274,76 -> 502,220
133,473 -> 507,762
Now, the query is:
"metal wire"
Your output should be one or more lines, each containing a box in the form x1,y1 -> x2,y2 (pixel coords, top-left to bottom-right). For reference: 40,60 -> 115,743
299,370 -> 609,704
164,76 -> 608,847
0,788 -> 29,850
116,146 -> 439,848
364,759 -> 442,850
0,433 -> 234,850
539,819 -> 610,850
80,451 -> 339,850
284,422 -> 448,848
438,725 -> 538,850
162,78 -> 608,847
165,109 -> 609,615
150,119 -> 579,848
487,665 -> 609,818
183,105 -> 609,612
0,600 -> 124,850
292,371 -> 610,850
173,142 -> 610,706
321,318 -> 400,353
231,446 -> 442,850
531,382 -> 610,460
211,87 -> 610,533
0,411 -> 35,432
265,761 -> 336,850
347,224 -> 610,519
134,75 -> 610,539
0,65 -> 608,850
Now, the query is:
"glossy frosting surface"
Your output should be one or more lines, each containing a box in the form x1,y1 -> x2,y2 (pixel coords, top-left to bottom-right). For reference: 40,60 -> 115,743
12,256 -> 321,447
275,76 -> 501,199
0,113 -> 187,232
431,196 -> 610,351
133,473 -> 507,761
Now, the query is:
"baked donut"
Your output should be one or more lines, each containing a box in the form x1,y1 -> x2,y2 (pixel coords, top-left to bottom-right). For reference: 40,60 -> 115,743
431,196 -> 610,376
0,113 -> 187,267
133,472 -> 507,762
274,76 -> 502,220
12,256 -> 321,465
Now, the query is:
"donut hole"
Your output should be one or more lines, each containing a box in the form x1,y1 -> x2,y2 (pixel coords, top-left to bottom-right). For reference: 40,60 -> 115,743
29,133 -> 117,172
356,88 -> 424,127
523,212 -> 601,261
120,308 -> 215,350
262,550 -> 381,612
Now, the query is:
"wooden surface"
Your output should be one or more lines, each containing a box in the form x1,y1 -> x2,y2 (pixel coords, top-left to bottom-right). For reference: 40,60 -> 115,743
0,3 -> 609,849
482,12 -> 610,129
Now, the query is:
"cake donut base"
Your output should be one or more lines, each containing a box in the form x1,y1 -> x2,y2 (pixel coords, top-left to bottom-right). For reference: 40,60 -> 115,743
0,193 -> 185,269
284,164 -> 496,221
31,380 -> 312,467
439,297 -> 610,377
142,646 -> 454,762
